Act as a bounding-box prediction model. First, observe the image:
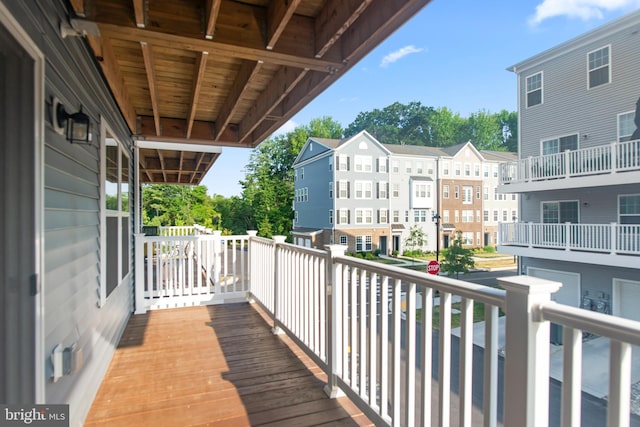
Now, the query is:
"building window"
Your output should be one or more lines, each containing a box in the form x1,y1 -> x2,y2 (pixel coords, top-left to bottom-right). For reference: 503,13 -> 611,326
443,210 -> 450,222
329,158 -> 333,171
526,72 -> 542,107
618,111 -> 636,142
427,162 -> 434,175
476,186 -> 481,200
484,186 -> 489,200
393,210 -> 400,223
619,194 -> 640,224
512,194 -> 516,201
392,161 -> 399,173
329,209 -> 333,224
338,180 -> 349,198
443,185 -> 450,198
104,136 -> 131,300
416,162 -> 423,174
329,181 -> 333,198
405,210 -> 409,222
464,163 -> 471,176
355,155 -> 372,172
462,186 -> 472,204
502,210 -> 508,222
294,210 -> 298,223
300,168 -> 304,179
483,210 -> 489,222
474,164 -> 480,177
588,45 -> 610,89
493,210 -> 498,222
405,162 -> 412,173
492,165 -> 498,178
454,210 -> 459,223
462,210 -> 473,223
378,157 -> 387,172
340,235 -> 347,245
455,163 -> 461,176
443,162 -> 450,176
356,236 -> 373,252
476,210 -> 481,223
476,232 -> 481,246
378,181 -> 388,199
483,165 -> 489,177
511,210 -> 517,221
414,209 -> 427,223
454,185 -> 459,199
542,134 -> 578,155
338,155 -> 349,171
542,201 -> 579,224
355,209 -> 373,224
379,209 -> 388,224
339,209 -> 349,224
355,181 -> 372,199
392,183 -> 400,198
461,232 -> 473,245
415,183 -> 427,198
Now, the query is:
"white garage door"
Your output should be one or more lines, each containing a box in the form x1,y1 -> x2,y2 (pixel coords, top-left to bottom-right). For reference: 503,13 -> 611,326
613,279 -> 640,322
528,267 -> 581,307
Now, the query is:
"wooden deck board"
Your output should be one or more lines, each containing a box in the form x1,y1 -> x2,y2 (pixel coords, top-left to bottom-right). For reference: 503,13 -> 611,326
85,303 -> 372,427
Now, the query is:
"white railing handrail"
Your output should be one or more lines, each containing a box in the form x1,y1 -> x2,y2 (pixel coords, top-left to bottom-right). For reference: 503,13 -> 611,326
500,138 -> 640,184
334,254 -> 506,308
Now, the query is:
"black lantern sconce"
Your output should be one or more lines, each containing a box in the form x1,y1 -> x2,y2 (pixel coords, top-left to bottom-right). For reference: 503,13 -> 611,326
52,97 -> 92,144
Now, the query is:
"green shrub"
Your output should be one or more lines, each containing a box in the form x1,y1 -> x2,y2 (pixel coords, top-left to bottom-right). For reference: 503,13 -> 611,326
483,245 -> 496,253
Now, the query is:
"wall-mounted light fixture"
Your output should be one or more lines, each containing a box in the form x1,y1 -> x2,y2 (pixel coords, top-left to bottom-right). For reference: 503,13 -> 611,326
52,97 -> 92,144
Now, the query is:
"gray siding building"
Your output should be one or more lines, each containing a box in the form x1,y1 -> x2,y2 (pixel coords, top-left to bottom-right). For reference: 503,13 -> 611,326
498,10 -> 640,322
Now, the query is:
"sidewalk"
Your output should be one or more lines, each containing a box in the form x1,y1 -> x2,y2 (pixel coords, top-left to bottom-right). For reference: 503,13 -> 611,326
451,317 -> 640,404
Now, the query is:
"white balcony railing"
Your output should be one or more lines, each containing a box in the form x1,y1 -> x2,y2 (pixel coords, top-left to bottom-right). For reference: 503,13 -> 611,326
499,222 -> 640,255
500,139 -> 640,185
133,227 -> 640,426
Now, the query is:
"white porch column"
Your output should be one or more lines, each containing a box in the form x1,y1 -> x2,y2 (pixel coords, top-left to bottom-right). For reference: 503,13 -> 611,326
246,230 -> 257,298
324,244 -> 346,398
272,236 -> 286,335
499,275 -> 562,427
134,233 -> 147,314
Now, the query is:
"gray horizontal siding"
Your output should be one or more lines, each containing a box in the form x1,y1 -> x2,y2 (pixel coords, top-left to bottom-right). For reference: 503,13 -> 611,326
2,0 -> 134,425
518,23 -> 640,158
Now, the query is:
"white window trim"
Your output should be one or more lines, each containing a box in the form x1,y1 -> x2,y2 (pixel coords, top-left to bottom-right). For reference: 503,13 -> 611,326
587,44 -> 611,90
618,193 -> 640,224
525,71 -> 543,108
618,110 -> 635,142
540,200 -> 580,223
539,133 -> 579,156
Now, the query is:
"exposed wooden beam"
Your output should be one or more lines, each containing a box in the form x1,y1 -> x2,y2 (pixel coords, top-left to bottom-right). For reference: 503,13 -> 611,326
138,116 -> 246,146
69,0 -> 86,17
86,35 -> 137,133
186,51 -> 209,139
140,41 -> 160,136
96,23 -> 342,73
266,0 -> 302,50
157,149 -> 167,182
215,60 -> 263,140
205,0 -> 222,40
314,0 -> 373,58
238,66 -> 308,143
189,152 -> 206,184
177,151 -> 184,183
133,0 -> 146,28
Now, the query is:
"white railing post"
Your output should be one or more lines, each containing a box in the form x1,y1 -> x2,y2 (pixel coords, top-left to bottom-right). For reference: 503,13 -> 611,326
610,222 -> 617,255
565,222 -> 570,251
324,244 -> 346,398
134,233 -> 147,314
246,230 -> 258,297
528,222 -> 533,248
610,142 -> 617,172
499,275 -> 562,427
272,236 -> 287,335
564,150 -> 570,178
212,230 -> 222,295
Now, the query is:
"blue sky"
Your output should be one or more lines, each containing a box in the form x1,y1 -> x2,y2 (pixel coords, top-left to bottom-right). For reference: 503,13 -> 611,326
203,0 -> 640,197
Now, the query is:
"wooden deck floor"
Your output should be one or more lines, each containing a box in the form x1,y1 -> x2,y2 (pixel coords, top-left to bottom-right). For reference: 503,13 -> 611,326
85,303 -> 372,427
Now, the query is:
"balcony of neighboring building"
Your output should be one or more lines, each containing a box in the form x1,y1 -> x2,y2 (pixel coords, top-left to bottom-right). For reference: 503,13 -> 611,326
498,139 -> 640,193
498,222 -> 640,268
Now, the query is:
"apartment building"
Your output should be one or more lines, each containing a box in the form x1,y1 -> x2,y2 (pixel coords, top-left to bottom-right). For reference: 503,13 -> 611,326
498,10 -> 640,321
482,150 -> 519,246
293,131 -> 518,254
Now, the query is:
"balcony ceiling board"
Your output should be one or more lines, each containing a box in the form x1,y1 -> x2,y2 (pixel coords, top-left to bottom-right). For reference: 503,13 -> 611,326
70,0 -> 431,183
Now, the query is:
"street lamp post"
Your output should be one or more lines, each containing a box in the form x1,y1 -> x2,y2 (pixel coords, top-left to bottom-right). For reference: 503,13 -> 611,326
432,213 -> 441,262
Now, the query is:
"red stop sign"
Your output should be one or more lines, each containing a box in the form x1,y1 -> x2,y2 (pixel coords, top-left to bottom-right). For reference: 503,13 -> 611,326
427,260 -> 440,275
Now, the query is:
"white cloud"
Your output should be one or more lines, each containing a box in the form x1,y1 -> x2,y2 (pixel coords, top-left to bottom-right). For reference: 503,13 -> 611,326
529,0 -> 640,26
272,119 -> 297,137
380,45 -> 425,68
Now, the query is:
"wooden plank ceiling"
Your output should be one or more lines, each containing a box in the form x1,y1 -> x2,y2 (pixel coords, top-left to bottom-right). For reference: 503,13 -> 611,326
67,0 -> 431,183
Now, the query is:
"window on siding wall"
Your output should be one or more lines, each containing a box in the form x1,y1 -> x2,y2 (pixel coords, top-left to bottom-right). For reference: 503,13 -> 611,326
619,194 -> 640,224
588,46 -> 610,88
340,235 -> 348,245
104,136 -> 130,300
526,72 -> 542,107
542,134 -> 578,155
618,111 -> 635,142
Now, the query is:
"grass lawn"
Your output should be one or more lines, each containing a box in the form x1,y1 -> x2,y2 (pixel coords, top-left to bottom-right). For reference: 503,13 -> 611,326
418,300 -> 505,328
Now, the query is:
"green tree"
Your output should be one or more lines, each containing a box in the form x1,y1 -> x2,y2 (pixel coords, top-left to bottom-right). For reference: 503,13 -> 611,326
441,230 -> 475,279
497,109 -> 518,152
141,184 -> 220,227
241,117 -> 343,239
403,225 -> 426,262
